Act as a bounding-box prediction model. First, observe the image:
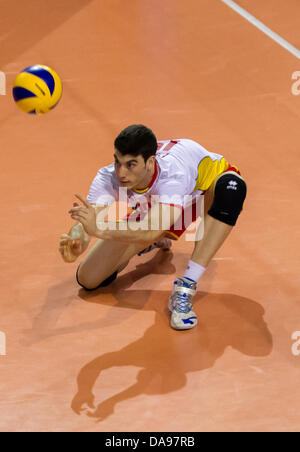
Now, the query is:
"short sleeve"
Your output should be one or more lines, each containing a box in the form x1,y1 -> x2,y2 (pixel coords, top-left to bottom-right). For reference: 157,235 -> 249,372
87,166 -> 117,206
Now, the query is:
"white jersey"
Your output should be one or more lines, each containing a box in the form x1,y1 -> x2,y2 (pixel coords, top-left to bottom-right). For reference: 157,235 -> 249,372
87,139 -> 234,211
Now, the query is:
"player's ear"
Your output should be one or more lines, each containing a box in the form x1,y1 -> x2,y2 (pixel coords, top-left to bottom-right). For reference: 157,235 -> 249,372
146,155 -> 155,167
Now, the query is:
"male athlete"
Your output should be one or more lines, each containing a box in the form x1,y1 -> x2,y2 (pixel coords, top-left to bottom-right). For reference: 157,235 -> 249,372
59,125 -> 247,330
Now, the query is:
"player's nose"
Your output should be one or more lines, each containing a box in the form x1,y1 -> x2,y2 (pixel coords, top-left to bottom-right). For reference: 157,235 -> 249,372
118,166 -> 128,179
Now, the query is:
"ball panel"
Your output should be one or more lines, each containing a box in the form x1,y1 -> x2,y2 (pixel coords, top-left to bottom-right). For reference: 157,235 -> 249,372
15,97 -> 41,113
12,86 -> 37,102
45,67 -> 63,106
13,72 -> 52,100
49,99 -> 60,110
24,65 -> 55,95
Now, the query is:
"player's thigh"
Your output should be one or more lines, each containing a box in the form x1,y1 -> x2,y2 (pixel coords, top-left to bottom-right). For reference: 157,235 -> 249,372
77,239 -> 145,288
203,184 -> 216,216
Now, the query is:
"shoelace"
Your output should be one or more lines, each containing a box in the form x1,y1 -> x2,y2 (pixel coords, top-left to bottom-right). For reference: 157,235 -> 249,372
174,292 -> 193,314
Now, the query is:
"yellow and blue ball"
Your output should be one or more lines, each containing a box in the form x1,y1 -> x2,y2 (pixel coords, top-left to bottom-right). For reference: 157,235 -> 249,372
13,64 -> 62,114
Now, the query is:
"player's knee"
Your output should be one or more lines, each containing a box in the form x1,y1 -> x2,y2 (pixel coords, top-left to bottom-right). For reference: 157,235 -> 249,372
207,173 -> 247,226
76,265 -> 117,290
76,265 -> 95,290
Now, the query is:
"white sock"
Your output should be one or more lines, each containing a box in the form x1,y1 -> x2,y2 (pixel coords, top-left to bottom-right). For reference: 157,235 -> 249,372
184,260 -> 206,284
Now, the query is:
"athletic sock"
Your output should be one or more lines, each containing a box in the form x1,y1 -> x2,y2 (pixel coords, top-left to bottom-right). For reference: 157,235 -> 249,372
183,260 -> 206,284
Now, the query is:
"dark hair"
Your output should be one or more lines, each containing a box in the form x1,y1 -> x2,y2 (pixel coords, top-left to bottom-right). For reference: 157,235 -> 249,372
114,124 -> 157,164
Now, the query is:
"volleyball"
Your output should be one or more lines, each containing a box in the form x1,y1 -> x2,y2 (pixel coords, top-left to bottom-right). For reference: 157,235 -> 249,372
12,65 -> 62,114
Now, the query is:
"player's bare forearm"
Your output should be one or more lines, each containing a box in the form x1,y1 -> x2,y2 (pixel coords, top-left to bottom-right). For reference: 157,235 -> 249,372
69,197 -> 179,246
93,202 -> 181,244
94,222 -> 162,244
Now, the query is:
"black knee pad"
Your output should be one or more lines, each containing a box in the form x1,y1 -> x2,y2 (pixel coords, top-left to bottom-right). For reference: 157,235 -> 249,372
208,174 -> 247,226
76,266 -> 118,291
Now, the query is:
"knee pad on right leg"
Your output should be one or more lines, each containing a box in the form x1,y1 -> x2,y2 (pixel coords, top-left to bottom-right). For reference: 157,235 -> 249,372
76,266 -> 118,291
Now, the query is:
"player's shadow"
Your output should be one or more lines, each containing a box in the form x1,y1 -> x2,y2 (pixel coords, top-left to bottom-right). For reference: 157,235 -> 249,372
71,288 -> 273,421
22,249 -> 178,345
0,0 -> 93,67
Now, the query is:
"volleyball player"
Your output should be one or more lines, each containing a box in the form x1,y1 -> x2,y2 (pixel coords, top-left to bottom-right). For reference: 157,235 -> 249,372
59,125 -> 247,330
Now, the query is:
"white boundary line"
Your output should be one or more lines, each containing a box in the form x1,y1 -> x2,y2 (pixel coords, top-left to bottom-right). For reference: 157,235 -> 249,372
221,0 -> 300,59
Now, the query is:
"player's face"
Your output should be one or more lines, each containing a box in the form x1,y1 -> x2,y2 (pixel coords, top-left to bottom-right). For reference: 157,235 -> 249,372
114,150 -> 153,189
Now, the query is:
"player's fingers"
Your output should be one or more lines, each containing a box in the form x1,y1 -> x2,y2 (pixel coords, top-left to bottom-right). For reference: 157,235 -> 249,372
69,208 -> 88,215
68,207 -> 88,214
61,236 -> 74,246
60,236 -> 76,250
71,213 -> 86,221
60,236 -> 73,245
60,234 -> 72,242
62,245 -> 76,262
67,238 -> 80,249
59,245 -> 68,260
69,206 -> 84,211
74,194 -> 90,208
64,238 -> 80,249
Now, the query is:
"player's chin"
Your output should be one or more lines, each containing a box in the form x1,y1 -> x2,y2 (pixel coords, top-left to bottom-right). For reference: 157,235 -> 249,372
120,181 -> 133,189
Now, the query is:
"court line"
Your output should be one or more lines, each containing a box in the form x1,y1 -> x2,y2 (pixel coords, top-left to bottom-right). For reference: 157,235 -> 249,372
221,0 -> 300,59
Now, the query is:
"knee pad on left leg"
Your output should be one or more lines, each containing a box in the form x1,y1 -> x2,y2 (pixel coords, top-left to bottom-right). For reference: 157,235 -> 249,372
207,174 -> 247,226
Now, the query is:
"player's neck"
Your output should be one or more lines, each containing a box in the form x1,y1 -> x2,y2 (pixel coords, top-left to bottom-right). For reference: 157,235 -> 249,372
134,161 -> 156,190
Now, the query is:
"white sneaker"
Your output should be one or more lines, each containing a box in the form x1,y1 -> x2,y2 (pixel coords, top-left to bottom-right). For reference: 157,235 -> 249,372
169,277 -> 198,330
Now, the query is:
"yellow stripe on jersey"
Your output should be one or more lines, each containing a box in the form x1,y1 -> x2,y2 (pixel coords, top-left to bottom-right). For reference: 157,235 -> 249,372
133,186 -> 151,194
164,231 -> 180,240
193,156 -> 229,192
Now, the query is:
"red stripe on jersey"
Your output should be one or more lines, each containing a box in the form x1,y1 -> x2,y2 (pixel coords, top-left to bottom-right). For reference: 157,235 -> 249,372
163,140 -> 179,152
224,165 -> 241,175
148,160 -> 158,189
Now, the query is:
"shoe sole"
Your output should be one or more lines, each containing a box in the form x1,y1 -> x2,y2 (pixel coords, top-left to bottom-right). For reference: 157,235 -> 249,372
170,319 -> 198,330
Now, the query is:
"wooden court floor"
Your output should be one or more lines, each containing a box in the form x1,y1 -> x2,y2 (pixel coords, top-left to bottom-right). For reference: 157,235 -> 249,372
0,0 -> 299,432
